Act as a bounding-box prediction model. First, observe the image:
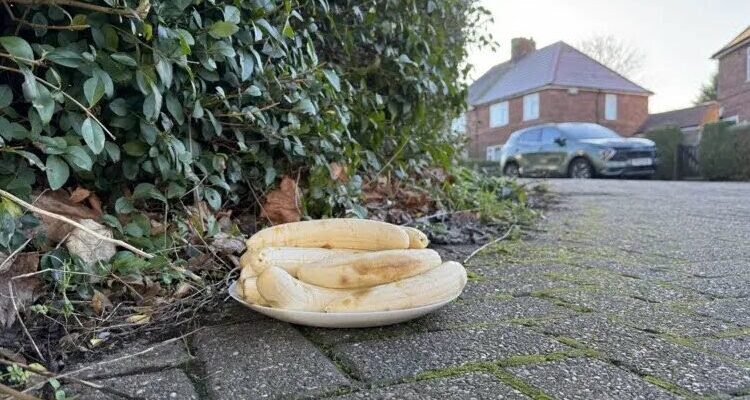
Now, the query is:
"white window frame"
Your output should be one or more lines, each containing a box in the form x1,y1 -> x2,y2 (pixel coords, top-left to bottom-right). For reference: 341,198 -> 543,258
605,94 -> 617,120
489,101 -> 509,127
746,47 -> 750,82
523,93 -> 539,121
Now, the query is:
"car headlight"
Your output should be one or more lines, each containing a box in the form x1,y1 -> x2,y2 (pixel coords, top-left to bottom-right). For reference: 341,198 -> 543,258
599,148 -> 616,161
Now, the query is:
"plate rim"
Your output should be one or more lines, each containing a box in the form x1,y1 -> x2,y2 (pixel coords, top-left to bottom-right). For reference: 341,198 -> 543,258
227,280 -> 459,316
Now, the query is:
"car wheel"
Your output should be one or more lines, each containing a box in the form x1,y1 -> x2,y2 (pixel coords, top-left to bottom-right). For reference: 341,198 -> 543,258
568,158 -> 594,179
503,162 -> 520,178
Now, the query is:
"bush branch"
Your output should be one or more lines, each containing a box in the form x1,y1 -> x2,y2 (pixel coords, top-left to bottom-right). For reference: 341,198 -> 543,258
0,189 -> 155,259
6,0 -> 148,19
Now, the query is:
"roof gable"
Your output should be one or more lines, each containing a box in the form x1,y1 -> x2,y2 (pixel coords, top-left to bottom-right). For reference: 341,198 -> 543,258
712,26 -> 750,59
469,41 -> 651,106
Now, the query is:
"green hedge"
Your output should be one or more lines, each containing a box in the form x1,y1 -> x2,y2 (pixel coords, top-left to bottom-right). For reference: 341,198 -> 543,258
0,0 -> 489,219
699,121 -> 750,180
644,126 -> 682,180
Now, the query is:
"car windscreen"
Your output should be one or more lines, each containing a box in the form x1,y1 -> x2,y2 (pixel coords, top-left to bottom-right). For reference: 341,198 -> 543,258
559,125 -> 621,139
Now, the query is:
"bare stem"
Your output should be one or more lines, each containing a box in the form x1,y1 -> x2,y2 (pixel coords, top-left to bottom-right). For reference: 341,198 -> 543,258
7,0 -> 147,19
0,65 -> 116,140
0,189 -> 154,259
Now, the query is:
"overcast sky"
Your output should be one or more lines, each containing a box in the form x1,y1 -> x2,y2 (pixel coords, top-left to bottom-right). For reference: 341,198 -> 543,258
468,0 -> 750,113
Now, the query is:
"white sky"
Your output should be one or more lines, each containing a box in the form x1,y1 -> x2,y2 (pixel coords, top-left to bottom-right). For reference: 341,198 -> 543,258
468,0 -> 750,113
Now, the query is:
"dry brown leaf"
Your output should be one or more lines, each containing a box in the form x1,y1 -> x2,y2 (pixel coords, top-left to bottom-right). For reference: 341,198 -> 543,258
329,162 -> 348,182
33,191 -> 101,243
88,192 -> 103,215
69,187 -> 91,203
91,290 -> 112,315
173,282 -> 193,299
126,314 -> 151,324
65,219 -> 116,265
0,252 -> 40,329
260,176 -> 301,224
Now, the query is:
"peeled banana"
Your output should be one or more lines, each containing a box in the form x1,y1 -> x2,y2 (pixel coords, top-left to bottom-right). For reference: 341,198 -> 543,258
241,276 -> 269,306
245,219 -> 410,252
256,267 -> 348,311
296,249 -> 442,289
247,247 -> 363,276
402,227 -> 429,249
325,261 -> 467,312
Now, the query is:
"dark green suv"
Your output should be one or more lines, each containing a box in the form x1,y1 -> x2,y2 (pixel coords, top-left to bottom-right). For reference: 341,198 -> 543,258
500,123 -> 657,179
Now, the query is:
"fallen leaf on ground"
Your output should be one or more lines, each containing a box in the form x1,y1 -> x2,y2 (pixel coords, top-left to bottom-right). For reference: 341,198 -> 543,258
126,314 -> 151,324
173,282 -> 194,299
0,252 -> 40,329
91,290 -> 113,315
65,219 -> 117,265
69,187 -> 91,203
212,233 -> 245,254
261,176 -> 301,224
33,191 -> 101,243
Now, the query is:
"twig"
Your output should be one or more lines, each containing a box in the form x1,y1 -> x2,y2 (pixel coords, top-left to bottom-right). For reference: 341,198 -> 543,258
8,282 -> 45,362
21,328 -> 203,394
0,359 -> 139,400
0,65 -> 116,140
6,0 -> 147,18
463,224 -> 516,264
0,189 -> 154,259
0,383 -> 41,400
0,238 -> 31,272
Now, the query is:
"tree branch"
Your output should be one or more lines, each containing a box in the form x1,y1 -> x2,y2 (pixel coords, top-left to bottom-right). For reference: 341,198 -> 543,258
6,0 -> 149,19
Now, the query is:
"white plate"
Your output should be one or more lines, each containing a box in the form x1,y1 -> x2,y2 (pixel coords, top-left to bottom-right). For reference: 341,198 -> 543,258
629,157 -> 653,166
228,281 -> 458,328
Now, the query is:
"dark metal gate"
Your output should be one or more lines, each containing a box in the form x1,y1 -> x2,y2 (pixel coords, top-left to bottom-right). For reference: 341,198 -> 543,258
677,145 -> 700,179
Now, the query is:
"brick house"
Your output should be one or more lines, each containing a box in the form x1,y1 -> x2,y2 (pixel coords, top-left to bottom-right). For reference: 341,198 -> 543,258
466,38 -> 652,160
711,26 -> 750,123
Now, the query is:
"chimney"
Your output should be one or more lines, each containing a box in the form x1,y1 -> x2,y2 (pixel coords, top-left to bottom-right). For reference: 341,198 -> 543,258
511,37 -> 536,61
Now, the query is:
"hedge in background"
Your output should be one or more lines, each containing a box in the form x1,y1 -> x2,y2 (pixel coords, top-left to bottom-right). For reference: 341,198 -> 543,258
644,126 -> 682,180
0,0 -> 490,218
700,121 -> 750,180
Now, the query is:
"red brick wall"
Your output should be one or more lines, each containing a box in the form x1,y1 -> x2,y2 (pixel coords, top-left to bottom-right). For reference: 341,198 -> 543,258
717,42 -> 750,123
465,88 -> 649,159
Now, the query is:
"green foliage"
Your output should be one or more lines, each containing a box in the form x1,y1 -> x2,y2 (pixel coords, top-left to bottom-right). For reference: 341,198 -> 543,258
442,167 -> 535,224
0,0 -> 490,218
644,126 -> 682,180
694,70 -> 718,104
699,121 -> 750,180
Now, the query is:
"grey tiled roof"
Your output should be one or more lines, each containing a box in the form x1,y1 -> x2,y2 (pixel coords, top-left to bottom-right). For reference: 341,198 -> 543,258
469,41 -> 651,106
637,102 -> 717,133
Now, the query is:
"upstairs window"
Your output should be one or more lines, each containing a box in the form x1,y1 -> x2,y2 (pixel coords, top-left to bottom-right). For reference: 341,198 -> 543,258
523,93 -> 539,121
489,101 -> 509,127
605,94 -> 617,120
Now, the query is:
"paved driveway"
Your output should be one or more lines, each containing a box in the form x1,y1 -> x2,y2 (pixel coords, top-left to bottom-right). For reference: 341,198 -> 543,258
67,180 -> 750,399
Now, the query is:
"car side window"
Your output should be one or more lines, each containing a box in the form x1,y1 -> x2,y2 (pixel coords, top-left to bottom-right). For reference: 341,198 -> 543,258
519,129 -> 541,144
541,128 -> 561,144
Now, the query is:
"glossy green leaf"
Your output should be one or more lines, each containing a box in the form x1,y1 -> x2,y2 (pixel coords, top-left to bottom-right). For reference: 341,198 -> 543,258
83,77 -> 104,107
0,36 -> 34,63
209,21 -> 239,39
81,117 -> 105,154
111,53 -> 137,67
63,146 -> 93,170
45,155 -> 69,190
0,85 -> 12,108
